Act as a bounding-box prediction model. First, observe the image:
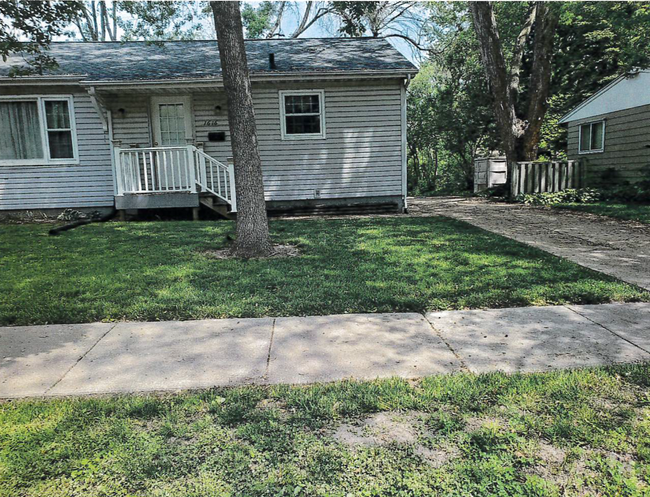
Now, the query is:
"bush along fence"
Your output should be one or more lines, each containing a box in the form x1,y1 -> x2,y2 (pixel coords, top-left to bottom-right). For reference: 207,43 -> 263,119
511,160 -> 584,197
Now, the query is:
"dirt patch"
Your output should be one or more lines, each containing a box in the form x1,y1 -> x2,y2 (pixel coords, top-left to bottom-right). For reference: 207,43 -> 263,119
202,244 -> 300,260
332,411 -> 459,467
464,416 -> 504,432
333,412 -> 424,447
414,445 -> 460,468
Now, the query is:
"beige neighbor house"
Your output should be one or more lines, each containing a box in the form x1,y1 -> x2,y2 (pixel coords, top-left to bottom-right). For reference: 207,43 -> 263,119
0,38 -> 417,217
560,70 -> 650,186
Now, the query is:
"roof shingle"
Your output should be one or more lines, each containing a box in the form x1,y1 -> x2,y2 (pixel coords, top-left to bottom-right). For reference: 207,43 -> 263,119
0,38 -> 417,81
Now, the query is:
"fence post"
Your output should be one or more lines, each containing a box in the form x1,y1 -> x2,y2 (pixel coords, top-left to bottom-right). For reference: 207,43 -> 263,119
510,162 -> 518,197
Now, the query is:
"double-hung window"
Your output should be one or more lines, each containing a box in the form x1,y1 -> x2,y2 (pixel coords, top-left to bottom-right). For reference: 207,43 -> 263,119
579,120 -> 605,154
0,96 -> 77,164
279,90 -> 326,140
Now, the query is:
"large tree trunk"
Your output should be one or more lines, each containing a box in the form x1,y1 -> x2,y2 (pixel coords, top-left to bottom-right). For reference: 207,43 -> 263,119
469,2 -> 522,172
211,1 -> 273,257
520,2 -> 560,160
469,1 -> 559,196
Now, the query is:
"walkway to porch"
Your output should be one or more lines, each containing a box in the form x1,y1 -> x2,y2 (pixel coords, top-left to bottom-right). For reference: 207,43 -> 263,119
113,145 -> 237,214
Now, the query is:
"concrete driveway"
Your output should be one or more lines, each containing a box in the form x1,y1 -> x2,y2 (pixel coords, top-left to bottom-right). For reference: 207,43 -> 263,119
408,197 -> 650,290
2,303 -> 649,398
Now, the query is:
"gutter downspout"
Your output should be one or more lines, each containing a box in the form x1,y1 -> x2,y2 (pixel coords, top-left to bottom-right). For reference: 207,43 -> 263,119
401,74 -> 412,213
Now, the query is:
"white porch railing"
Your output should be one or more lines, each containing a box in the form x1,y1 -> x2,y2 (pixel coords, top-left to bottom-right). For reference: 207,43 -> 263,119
114,145 -> 236,212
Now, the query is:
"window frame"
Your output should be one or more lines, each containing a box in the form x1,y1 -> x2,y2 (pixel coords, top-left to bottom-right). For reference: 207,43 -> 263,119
578,119 -> 605,155
0,95 -> 79,165
279,90 -> 326,141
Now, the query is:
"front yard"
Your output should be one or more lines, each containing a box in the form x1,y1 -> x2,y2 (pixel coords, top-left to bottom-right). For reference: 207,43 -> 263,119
553,202 -> 650,224
2,364 -> 650,496
0,217 -> 648,326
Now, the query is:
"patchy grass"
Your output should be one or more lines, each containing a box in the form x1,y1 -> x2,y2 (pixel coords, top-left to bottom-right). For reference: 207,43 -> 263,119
2,365 -> 650,496
0,217 -> 648,326
554,202 -> 650,224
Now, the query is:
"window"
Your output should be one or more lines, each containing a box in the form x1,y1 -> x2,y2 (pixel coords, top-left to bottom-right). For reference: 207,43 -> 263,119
0,96 -> 77,164
279,90 -> 325,139
579,120 -> 605,154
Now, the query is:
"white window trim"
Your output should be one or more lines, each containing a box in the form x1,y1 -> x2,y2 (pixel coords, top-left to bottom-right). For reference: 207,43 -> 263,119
0,95 -> 79,166
578,119 -> 605,155
279,89 -> 326,140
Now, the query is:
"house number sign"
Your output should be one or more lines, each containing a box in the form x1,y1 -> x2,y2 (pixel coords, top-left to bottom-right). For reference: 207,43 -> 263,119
202,119 -> 219,126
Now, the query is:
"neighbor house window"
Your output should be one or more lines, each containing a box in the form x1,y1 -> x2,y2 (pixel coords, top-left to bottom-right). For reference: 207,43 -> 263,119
579,120 -> 605,154
0,96 -> 77,164
279,90 -> 326,139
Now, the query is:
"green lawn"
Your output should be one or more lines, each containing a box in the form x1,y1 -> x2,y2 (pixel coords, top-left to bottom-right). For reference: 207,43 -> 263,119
0,217 -> 647,326
553,202 -> 650,224
2,365 -> 650,496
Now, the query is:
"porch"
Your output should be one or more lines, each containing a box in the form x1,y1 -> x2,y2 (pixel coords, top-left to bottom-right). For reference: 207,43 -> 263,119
113,144 -> 237,214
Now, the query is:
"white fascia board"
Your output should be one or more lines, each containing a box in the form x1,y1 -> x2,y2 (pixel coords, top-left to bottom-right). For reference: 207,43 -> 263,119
81,69 -> 418,90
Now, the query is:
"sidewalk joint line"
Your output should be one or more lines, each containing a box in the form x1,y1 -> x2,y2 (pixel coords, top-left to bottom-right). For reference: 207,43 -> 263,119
264,318 -> 276,379
565,306 -> 650,356
422,312 -> 469,372
44,322 -> 119,395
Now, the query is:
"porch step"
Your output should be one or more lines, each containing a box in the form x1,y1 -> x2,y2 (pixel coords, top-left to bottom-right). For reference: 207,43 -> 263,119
199,196 -> 236,220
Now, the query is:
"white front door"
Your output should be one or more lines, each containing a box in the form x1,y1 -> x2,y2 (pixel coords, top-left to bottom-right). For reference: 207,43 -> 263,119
150,96 -> 193,189
151,96 -> 193,146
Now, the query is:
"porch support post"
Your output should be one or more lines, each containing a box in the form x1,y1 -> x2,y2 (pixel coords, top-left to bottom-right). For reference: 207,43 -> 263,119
186,144 -> 197,193
113,144 -> 124,196
227,156 -> 237,212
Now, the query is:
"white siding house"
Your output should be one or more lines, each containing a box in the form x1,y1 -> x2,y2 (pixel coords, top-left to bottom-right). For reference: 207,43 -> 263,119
0,38 -> 417,216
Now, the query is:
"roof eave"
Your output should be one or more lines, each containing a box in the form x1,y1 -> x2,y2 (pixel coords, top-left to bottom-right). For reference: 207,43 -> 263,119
0,75 -> 84,86
80,69 -> 418,88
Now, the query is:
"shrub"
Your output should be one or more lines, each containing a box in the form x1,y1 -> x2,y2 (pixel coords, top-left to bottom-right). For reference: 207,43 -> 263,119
516,188 -> 601,206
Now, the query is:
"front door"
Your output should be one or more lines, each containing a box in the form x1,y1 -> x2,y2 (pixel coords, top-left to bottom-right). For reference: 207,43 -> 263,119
151,96 -> 193,146
151,96 -> 193,189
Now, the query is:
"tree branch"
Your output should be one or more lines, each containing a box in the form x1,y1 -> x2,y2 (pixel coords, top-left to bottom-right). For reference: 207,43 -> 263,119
508,3 -> 537,102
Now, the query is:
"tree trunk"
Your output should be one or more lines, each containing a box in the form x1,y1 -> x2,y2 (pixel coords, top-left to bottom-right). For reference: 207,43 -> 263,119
211,1 -> 273,258
469,1 -> 559,196
520,2 -> 560,160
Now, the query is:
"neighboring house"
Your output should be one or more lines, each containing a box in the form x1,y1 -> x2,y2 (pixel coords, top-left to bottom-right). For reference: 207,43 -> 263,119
0,38 -> 417,216
560,70 -> 650,186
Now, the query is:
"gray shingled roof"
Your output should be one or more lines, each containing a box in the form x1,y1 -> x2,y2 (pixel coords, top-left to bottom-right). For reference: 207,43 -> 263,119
0,38 -> 417,81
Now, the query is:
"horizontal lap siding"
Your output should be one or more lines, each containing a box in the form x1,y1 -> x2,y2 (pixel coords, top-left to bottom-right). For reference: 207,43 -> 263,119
0,92 -> 113,210
193,80 -> 404,201
567,104 -> 650,185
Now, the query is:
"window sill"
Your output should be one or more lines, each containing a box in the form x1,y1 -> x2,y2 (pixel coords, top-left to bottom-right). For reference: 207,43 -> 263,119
0,160 -> 80,166
280,134 -> 327,141
578,149 -> 604,155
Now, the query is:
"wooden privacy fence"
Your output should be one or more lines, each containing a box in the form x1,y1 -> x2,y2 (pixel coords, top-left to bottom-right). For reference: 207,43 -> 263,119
511,160 -> 584,197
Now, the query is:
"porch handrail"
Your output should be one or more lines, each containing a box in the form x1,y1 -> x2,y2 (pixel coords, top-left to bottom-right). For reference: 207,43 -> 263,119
114,145 -> 236,212
193,148 -> 237,212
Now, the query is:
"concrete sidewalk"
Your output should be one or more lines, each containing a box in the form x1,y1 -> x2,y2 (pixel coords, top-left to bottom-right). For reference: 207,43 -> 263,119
1,303 -> 649,398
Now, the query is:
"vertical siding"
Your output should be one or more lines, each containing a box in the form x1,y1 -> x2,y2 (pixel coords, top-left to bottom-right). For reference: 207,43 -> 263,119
0,90 -> 113,210
567,104 -> 650,185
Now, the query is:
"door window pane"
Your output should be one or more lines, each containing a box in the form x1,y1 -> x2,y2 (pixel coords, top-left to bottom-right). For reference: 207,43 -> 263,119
0,101 -> 44,160
158,103 -> 186,145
